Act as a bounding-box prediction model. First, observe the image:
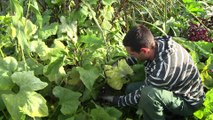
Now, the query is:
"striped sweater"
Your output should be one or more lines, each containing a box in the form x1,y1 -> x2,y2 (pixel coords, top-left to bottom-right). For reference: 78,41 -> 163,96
115,36 -> 205,107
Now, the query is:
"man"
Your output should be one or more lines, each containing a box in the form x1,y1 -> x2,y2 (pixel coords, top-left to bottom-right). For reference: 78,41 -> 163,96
101,24 -> 205,120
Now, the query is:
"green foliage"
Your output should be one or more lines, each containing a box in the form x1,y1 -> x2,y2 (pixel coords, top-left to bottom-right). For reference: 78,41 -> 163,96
2,71 -> 48,120
104,59 -> 133,90
194,88 -> 213,119
76,66 -> 100,91
53,86 -> 81,115
90,105 -> 122,120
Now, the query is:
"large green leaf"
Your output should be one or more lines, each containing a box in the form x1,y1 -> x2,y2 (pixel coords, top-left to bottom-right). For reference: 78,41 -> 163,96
10,16 -> 29,51
25,58 -> 44,75
59,16 -> 78,44
10,0 -> 23,19
39,22 -> 58,39
202,56 -> 213,88
24,18 -> 38,39
0,57 -> 18,90
102,0 -> 117,6
76,66 -> 100,91
30,0 -> 43,28
79,34 -> 103,48
0,90 -> 13,111
11,71 -> 48,91
53,86 -> 82,115
0,72 -> 14,90
194,41 -> 213,56
105,59 -> 133,90
91,107 -> 115,120
194,88 -> 213,119
29,40 -> 50,60
0,56 -> 18,73
20,91 -> 48,118
105,107 -> 122,119
91,106 -> 122,120
48,40 -> 69,58
43,56 -> 66,82
67,67 -> 81,86
2,91 -> 48,120
1,71 -> 48,119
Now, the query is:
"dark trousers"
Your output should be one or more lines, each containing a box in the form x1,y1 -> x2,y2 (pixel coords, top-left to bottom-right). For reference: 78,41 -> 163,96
126,82 -> 203,120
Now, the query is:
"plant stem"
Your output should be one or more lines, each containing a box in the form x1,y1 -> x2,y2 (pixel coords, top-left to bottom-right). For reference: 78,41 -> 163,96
177,1 -> 210,31
48,104 -> 60,120
82,1 -> 110,63
0,47 -> 4,58
21,47 -> 28,71
2,109 -> 9,120
82,2 -> 105,40
26,0 -> 31,19
137,20 -> 168,36
164,0 -> 167,32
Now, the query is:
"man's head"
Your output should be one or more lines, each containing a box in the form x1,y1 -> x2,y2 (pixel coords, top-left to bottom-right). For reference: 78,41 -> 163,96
123,24 -> 156,61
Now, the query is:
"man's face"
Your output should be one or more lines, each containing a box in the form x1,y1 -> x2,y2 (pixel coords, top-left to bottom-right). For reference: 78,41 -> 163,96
125,46 -> 148,61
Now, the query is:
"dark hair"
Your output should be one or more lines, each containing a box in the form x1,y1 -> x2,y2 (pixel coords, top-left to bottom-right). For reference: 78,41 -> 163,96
123,24 -> 155,52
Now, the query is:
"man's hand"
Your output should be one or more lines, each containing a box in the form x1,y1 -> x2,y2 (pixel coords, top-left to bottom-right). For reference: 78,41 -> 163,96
96,85 -> 119,106
101,96 -> 114,103
97,95 -> 118,106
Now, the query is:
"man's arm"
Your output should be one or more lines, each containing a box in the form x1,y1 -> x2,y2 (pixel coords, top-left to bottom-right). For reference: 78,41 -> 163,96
111,86 -> 144,107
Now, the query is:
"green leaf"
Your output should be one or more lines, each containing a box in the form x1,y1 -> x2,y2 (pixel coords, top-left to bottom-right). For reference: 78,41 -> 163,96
91,107 -> 115,120
183,0 -> 194,3
101,19 -> 112,31
43,56 -> 66,82
10,0 -> 23,19
206,114 -> 213,120
105,107 -> 122,119
85,0 -> 98,5
59,16 -> 78,44
0,72 -> 14,90
53,86 -> 82,115
2,93 -> 26,120
2,91 -> 48,120
194,42 -> 213,56
91,106 -> 121,120
11,17 -> 29,50
101,5 -> 114,21
67,67 -> 81,86
24,18 -> 38,38
102,0 -> 117,6
0,57 -> 18,73
79,34 -> 102,46
30,0 -> 43,28
194,88 -> 213,119
105,59 -> 133,90
117,59 -> 134,75
11,71 -> 48,91
51,0 -> 63,4
76,66 -> 100,91
0,57 -> 18,90
19,91 -> 48,118
0,90 -> 13,110
39,22 -> 58,39
194,109 -> 204,119
25,58 -> 44,75
29,40 -> 50,60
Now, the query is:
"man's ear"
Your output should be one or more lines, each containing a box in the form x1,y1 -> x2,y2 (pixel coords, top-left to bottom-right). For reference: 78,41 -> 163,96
140,48 -> 149,53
